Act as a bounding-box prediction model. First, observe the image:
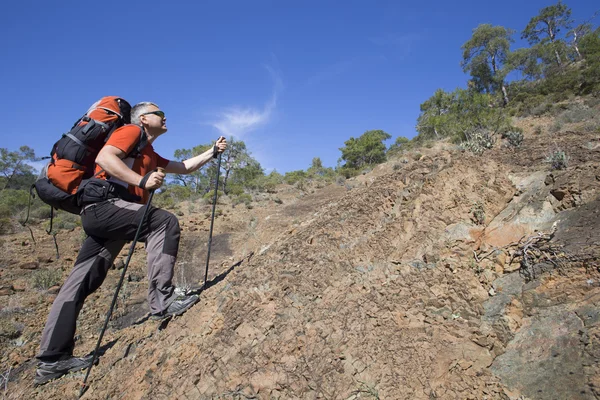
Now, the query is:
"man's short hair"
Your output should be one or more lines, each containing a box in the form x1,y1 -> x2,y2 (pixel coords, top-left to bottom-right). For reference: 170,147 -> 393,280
131,102 -> 159,125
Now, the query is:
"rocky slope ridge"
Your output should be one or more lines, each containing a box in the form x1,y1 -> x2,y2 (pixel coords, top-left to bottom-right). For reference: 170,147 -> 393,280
0,110 -> 599,399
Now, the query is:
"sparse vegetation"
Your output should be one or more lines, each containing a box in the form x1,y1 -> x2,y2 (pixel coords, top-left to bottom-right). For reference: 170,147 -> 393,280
31,268 -> 63,291
461,129 -> 496,155
503,129 -> 524,147
470,201 -> 486,225
546,149 -> 569,170
232,193 -> 252,207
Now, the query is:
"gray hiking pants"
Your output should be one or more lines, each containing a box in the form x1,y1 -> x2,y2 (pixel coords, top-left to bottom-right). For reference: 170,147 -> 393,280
37,198 -> 180,360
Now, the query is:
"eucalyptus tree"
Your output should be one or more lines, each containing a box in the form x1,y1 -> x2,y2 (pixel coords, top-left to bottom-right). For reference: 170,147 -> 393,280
461,24 -> 514,105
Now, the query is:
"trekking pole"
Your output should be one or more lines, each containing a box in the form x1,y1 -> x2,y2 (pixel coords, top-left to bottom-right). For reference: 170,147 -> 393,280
80,185 -> 158,397
203,152 -> 222,288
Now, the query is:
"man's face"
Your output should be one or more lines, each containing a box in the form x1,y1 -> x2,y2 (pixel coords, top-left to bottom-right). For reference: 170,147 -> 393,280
139,105 -> 167,135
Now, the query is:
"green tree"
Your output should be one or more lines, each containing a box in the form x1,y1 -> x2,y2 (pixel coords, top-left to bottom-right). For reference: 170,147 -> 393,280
283,170 -> 307,185
451,89 -> 509,141
227,157 -> 264,192
0,146 -> 37,190
338,130 -> 391,175
416,89 -> 510,144
415,89 -> 455,140
173,144 -> 212,193
461,24 -> 514,105
579,27 -> 600,92
522,1 -> 573,68
567,23 -> 593,59
220,139 -> 262,194
310,157 -> 322,170
252,170 -> 283,192
387,136 -> 410,155
508,47 -> 543,80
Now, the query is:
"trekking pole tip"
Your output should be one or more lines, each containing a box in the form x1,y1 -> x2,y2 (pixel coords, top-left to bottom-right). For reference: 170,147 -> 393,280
79,383 -> 88,397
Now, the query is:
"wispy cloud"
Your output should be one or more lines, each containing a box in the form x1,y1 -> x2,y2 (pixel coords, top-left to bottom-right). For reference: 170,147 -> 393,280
369,32 -> 421,57
305,59 -> 355,87
211,65 -> 282,139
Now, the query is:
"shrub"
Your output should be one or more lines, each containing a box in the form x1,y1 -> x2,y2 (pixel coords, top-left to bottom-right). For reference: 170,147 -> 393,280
0,317 -> 24,340
550,121 -> 563,133
338,166 -> 359,179
461,129 -> 495,155
546,150 -> 568,170
504,131 -> 524,148
202,190 -> 225,205
584,97 -> 600,108
232,193 -> 252,207
530,102 -> 552,116
0,218 -> 13,235
582,120 -> 600,133
31,268 -> 63,290
470,202 -> 485,225
226,184 -> 244,196
558,104 -> 595,124
153,185 -> 194,209
0,189 -> 29,219
283,170 -> 307,185
246,171 -> 283,193
50,211 -> 80,231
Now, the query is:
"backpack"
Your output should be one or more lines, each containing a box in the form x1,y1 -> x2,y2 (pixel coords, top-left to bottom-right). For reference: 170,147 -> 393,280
34,96 -> 145,214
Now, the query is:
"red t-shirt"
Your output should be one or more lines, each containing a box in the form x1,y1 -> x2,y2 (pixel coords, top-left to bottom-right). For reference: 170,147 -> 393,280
95,125 -> 170,204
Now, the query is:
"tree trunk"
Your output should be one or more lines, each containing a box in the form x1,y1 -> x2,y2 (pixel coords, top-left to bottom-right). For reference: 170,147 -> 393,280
223,167 -> 230,195
501,85 -> 509,106
548,25 -> 562,67
2,161 -> 23,190
554,48 -> 562,67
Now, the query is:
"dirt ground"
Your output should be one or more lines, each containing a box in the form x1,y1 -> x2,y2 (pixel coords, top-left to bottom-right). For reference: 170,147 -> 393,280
0,107 -> 599,399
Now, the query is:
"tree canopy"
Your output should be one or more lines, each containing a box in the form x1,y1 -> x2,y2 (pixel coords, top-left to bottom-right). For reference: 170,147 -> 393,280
338,130 -> 391,175
0,146 -> 37,190
461,24 -> 514,104
522,1 -> 573,67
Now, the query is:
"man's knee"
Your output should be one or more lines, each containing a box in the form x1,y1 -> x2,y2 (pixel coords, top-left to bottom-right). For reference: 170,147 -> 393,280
161,209 -> 180,237
152,208 -> 180,256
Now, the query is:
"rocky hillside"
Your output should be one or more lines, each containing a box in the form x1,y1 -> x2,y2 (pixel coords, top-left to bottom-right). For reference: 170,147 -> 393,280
1,100 -> 599,399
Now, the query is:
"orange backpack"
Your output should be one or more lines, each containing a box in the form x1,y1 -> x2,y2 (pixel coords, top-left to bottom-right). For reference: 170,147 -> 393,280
35,96 -> 133,214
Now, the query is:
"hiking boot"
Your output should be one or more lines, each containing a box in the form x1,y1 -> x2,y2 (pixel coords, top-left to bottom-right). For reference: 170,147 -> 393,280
34,355 -> 95,386
151,294 -> 199,320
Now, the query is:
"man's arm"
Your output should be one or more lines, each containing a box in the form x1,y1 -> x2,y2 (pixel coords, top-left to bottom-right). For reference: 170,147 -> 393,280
164,137 -> 227,175
96,145 -> 164,189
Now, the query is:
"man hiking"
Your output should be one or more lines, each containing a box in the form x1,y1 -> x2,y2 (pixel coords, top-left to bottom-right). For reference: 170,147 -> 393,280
34,101 -> 227,385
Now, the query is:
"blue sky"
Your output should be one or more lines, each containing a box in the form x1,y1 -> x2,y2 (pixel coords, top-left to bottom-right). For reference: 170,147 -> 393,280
1,0 -> 597,173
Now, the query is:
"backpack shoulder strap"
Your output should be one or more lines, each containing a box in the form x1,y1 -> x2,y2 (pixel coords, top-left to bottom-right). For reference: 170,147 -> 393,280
93,125 -> 148,179
126,124 -> 148,158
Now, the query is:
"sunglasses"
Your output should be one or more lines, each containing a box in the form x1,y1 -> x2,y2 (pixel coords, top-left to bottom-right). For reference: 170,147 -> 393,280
141,110 -> 166,119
